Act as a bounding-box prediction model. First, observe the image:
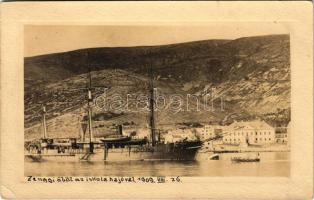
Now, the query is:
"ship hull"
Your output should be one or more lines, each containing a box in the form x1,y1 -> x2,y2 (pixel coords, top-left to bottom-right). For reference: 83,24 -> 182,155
25,141 -> 202,162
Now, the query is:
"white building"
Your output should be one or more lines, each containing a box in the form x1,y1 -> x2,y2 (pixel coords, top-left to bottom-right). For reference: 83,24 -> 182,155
223,120 -> 275,145
199,125 -> 225,140
275,127 -> 288,144
164,128 -> 197,143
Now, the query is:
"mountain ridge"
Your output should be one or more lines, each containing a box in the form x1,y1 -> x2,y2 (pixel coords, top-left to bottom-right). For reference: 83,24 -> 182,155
24,34 -> 290,139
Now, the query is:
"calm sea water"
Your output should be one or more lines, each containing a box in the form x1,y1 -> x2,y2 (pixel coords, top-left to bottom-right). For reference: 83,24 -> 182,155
25,152 -> 290,177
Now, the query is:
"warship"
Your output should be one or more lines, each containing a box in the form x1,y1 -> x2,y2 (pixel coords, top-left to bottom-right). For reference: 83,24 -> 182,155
25,55 -> 203,162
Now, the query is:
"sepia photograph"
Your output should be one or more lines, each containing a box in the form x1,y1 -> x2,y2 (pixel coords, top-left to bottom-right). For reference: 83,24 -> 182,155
24,25 -> 291,177
0,2 -> 313,199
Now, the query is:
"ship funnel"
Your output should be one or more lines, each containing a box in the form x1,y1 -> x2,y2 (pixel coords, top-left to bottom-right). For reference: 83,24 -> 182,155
117,125 -> 123,135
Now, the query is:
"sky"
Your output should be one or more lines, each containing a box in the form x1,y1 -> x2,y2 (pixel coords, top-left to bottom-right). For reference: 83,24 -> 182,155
24,24 -> 289,57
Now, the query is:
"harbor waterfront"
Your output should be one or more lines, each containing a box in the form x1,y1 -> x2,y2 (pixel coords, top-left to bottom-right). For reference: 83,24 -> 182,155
24,31 -> 292,179
25,151 -> 290,177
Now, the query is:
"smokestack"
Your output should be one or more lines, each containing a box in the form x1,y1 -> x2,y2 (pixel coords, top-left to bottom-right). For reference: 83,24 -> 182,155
116,125 -> 123,135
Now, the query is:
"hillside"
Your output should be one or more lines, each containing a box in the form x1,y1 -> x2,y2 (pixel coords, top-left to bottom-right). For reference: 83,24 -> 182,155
24,34 -> 290,139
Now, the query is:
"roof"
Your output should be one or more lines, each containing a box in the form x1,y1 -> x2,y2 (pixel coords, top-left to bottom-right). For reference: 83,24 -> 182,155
229,120 -> 274,130
168,128 -> 194,135
204,125 -> 224,129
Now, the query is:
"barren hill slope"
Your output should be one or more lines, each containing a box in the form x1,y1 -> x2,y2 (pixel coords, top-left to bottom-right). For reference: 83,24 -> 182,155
24,34 -> 290,139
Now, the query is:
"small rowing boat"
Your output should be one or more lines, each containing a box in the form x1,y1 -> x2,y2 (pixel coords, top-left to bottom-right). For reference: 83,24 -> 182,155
231,156 -> 260,163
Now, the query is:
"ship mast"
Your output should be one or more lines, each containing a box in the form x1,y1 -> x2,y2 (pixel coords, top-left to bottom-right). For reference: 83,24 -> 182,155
87,53 -> 94,153
149,62 -> 156,146
81,52 -> 107,153
42,105 -> 47,139
87,64 -> 94,153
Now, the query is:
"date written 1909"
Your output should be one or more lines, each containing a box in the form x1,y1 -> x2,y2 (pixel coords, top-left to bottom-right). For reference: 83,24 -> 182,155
137,176 -> 181,183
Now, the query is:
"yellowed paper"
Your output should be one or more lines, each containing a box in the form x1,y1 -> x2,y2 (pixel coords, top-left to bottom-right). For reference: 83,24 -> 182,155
0,1 -> 313,199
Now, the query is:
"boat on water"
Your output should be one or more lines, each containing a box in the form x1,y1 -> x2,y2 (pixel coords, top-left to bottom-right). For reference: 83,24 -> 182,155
25,61 -> 203,162
25,136 -> 202,162
231,153 -> 261,163
231,157 -> 260,163
208,154 -> 219,160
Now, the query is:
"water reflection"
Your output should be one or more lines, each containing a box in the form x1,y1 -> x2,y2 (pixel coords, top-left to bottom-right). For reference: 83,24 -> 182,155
25,152 -> 290,177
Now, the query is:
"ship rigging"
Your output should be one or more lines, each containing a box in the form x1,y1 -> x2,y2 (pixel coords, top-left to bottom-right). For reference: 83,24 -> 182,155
25,51 -> 204,162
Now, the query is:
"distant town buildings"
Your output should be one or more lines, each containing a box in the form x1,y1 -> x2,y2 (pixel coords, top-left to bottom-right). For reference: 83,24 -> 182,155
128,119 -> 290,147
199,125 -> 224,140
198,120 -> 282,146
275,127 -> 288,144
275,121 -> 291,144
275,132 -> 288,143
164,129 -> 197,143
